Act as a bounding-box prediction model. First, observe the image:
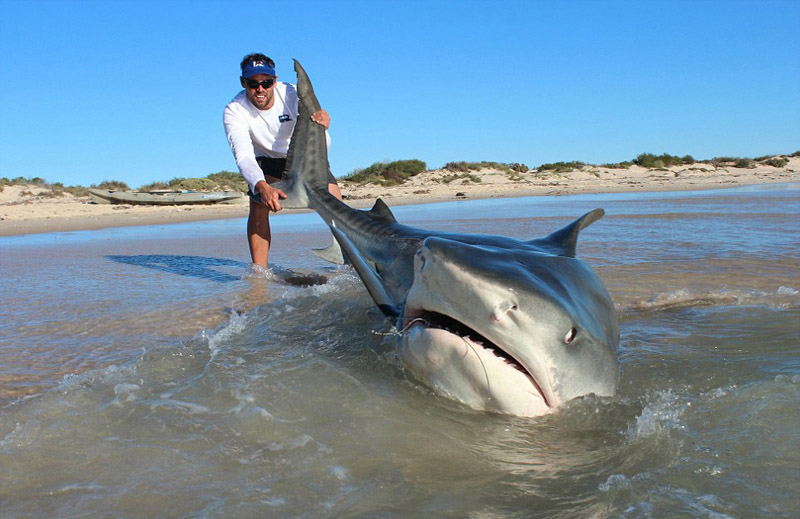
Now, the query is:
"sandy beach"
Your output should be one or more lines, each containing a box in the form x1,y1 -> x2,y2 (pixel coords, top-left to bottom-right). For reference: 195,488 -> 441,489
2,156 -> 797,236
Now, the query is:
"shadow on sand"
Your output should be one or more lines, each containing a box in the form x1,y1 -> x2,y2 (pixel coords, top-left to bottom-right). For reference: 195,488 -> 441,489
107,255 -> 248,283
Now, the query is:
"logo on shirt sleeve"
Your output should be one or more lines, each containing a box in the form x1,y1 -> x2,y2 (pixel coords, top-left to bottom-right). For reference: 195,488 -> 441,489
279,114 -> 292,123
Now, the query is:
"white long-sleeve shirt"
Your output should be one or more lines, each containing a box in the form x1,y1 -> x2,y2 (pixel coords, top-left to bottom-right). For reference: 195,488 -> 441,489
223,81 -> 330,193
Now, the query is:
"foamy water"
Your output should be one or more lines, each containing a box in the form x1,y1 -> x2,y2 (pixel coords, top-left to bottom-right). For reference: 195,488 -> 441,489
1,184 -> 798,518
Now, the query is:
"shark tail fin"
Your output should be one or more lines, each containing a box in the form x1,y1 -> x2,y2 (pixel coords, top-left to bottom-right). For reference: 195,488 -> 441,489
538,208 -> 605,258
270,59 -> 330,209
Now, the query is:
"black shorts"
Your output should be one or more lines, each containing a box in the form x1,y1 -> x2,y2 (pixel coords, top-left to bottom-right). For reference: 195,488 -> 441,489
250,156 -> 337,197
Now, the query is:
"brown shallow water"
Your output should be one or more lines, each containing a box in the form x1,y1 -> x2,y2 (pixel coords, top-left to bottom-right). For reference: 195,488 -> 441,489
1,184 -> 798,518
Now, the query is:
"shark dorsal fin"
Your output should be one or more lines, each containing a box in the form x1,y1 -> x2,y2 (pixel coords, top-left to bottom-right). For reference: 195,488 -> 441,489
536,208 -> 605,257
365,198 -> 398,224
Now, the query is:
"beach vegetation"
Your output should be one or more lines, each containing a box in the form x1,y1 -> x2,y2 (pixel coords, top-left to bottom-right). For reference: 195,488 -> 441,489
92,180 -> 130,191
444,161 -> 528,174
168,177 -> 221,191
633,153 -> 688,169
709,157 -> 737,165
343,159 -> 427,186
600,161 -> 633,169
436,173 -> 482,184
207,170 -> 248,192
39,187 -> 66,198
0,176 -> 91,197
64,185 -> 90,197
537,161 -> 585,173
707,157 -> 756,168
2,176 -> 47,187
762,158 -> 788,168
139,181 -> 171,192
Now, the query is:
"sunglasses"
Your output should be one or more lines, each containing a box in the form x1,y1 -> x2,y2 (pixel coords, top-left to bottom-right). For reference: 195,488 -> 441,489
244,78 -> 275,90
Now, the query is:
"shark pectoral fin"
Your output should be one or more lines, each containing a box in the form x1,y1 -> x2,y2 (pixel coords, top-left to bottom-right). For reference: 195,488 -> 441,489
312,239 -> 346,265
329,224 -> 400,318
537,208 -> 605,257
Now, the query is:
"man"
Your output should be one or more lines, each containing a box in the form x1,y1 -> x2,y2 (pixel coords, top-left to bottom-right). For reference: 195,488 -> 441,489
223,53 -> 342,268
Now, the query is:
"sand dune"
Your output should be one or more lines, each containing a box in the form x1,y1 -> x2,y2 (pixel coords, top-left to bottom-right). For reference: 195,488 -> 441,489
2,157 -> 797,236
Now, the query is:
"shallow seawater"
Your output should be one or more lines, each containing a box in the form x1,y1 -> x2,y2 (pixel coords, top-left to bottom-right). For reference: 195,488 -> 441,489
1,184 -> 798,518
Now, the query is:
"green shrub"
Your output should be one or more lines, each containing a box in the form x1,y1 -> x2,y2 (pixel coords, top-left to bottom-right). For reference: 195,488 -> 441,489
734,158 -> 755,169
139,181 -> 170,192
435,173 -> 482,184
93,180 -> 130,191
709,157 -> 738,167
344,159 -> 427,185
600,161 -> 633,169
39,188 -> 65,198
206,170 -> 248,192
537,161 -> 584,173
169,177 -> 220,191
633,153 -> 686,169
443,161 -> 472,172
65,186 -> 90,197
762,158 -> 789,168
444,161 -> 527,174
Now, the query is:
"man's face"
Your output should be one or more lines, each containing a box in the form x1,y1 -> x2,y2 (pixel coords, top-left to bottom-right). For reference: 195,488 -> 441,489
241,73 -> 277,110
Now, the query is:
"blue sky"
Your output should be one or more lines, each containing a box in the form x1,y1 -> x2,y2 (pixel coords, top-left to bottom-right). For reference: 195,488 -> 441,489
1,0 -> 798,188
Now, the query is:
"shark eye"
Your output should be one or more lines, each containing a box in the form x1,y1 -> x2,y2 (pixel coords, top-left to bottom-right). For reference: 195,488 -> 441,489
564,328 -> 577,344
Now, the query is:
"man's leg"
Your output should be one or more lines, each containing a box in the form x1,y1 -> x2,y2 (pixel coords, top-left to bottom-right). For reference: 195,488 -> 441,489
247,198 -> 271,268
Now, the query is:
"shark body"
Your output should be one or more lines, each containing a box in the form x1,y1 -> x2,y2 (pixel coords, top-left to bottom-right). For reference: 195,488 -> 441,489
271,61 -> 619,416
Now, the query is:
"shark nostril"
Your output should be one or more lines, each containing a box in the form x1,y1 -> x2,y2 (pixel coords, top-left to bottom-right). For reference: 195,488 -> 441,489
492,302 -> 517,321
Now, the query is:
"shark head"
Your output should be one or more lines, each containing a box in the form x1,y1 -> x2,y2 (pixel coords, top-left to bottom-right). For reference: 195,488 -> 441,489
399,234 -> 619,417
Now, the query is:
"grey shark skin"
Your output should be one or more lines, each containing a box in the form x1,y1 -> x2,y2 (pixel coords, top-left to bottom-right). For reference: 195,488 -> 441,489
275,60 -> 620,417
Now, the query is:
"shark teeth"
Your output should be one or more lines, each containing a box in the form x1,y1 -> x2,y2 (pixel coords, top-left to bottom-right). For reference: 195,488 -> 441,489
403,310 -> 529,375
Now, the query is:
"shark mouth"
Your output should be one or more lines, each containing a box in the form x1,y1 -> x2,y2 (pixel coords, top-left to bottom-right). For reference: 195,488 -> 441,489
401,308 -> 551,409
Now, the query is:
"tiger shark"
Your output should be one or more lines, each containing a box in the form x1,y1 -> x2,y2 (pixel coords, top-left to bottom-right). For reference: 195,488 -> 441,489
270,60 -> 619,416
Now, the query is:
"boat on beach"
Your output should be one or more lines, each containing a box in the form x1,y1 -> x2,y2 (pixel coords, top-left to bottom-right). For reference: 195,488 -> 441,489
89,189 -> 243,206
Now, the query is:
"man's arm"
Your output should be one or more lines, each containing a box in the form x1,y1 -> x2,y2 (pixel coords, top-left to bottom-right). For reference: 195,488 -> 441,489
223,104 -> 268,194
